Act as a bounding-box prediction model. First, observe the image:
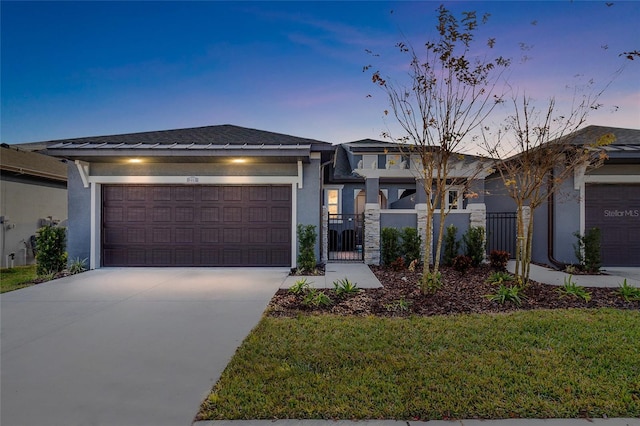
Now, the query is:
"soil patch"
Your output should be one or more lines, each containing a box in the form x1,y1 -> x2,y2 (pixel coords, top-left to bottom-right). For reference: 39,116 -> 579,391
267,265 -> 639,317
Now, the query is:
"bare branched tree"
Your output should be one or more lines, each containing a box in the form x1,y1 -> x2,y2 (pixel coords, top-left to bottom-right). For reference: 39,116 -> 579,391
366,5 -> 509,292
482,84 -> 616,283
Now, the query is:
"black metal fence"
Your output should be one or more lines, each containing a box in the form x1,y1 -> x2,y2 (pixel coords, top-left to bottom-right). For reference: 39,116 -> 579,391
327,214 -> 364,262
486,212 -> 517,258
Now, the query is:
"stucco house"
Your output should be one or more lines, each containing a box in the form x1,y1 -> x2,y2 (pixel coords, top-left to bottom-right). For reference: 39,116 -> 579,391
0,144 -> 68,267
483,125 -> 640,268
40,123 -> 639,270
44,125 -> 333,269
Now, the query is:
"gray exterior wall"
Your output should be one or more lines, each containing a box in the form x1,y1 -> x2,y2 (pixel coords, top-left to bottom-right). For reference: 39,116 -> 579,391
91,162 -> 298,176
66,165 -> 92,265
531,172 -> 581,265
0,175 -> 68,267
297,158 -> 322,263
67,159 -> 321,267
484,174 -> 517,213
484,171 -> 581,266
380,212 -> 417,229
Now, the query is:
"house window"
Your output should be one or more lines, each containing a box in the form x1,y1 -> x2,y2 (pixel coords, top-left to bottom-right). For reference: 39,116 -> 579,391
446,188 -> 463,210
324,186 -> 343,215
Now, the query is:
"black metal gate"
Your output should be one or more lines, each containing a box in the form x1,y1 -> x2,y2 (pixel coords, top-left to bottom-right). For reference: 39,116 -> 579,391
486,212 -> 517,258
328,214 -> 364,262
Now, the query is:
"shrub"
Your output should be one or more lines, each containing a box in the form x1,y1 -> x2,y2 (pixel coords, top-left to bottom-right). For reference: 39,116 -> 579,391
384,298 -> 412,313
68,257 -> 87,275
573,227 -> 601,273
489,250 -> 510,271
485,271 -> 515,285
463,226 -> 485,267
617,279 -> 640,302
297,224 -> 317,274
381,227 -> 401,266
289,278 -> 311,294
36,225 -> 67,276
557,275 -> 591,302
333,277 -> 359,297
452,254 -> 472,274
302,288 -> 332,307
486,284 -> 525,306
421,271 -> 442,294
400,227 -> 421,264
443,224 -> 461,266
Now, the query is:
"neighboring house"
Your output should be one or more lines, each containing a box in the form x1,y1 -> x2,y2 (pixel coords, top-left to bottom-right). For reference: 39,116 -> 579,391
0,145 -> 68,267
484,125 -> 640,267
44,125 -> 333,269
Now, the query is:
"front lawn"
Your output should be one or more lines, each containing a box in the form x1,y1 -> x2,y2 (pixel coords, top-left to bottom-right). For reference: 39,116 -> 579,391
197,308 -> 640,421
0,265 -> 37,293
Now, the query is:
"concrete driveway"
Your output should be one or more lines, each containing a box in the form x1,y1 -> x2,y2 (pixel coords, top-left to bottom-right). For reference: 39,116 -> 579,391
1,267 -> 288,426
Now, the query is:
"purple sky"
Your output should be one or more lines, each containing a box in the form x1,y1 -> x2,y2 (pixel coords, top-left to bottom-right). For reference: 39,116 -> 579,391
2,1 -> 638,145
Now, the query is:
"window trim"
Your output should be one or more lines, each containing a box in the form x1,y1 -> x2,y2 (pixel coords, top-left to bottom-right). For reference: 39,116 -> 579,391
324,185 -> 344,215
445,187 -> 464,210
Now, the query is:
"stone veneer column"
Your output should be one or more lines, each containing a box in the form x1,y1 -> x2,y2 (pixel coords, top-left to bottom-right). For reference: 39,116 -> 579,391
468,203 -> 487,261
321,206 -> 328,264
364,203 -> 381,265
468,203 -> 487,229
415,203 -> 432,264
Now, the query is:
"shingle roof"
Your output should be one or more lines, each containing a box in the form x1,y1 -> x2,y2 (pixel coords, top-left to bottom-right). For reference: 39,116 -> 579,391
0,146 -> 67,182
567,125 -> 640,148
43,124 -> 331,147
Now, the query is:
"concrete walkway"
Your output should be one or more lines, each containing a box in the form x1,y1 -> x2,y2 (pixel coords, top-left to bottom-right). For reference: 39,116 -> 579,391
281,263 -> 382,289
508,261 -> 640,288
1,267 -> 288,426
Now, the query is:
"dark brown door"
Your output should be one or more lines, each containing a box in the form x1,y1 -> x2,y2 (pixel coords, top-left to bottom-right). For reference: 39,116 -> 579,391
585,184 -> 640,267
102,185 -> 291,267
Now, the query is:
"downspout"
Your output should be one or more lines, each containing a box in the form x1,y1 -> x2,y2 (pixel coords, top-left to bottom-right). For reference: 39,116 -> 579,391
547,169 -> 567,269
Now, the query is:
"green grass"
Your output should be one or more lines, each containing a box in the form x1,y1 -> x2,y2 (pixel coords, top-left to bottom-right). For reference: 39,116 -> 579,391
0,265 -> 37,293
198,309 -> 640,421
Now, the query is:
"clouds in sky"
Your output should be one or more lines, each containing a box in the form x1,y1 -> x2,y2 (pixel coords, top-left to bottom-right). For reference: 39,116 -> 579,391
1,1 -> 638,145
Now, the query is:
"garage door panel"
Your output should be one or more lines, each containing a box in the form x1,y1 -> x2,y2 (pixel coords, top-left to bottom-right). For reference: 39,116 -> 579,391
129,249 -> 148,265
223,207 -> 242,222
201,187 -> 219,201
249,207 -> 267,222
272,207 -> 290,222
103,185 -> 291,266
201,207 -> 219,222
249,229 -> 268,243
126,187 -> 146,201
271,228 -> 290,243
271,187 -> 290,201
224,187 -> 242,201
586,184 -> 640,266
250,188 -> 268,201
201,228 -> 220,243
125,207 -> 146,222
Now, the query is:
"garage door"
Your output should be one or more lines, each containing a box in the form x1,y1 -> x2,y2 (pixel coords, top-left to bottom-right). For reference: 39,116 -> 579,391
102,185 -> 291,267
585,184 -> 640,267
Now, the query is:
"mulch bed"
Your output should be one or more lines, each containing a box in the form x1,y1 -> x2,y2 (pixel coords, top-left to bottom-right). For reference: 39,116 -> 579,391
267,264 -> 640,317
